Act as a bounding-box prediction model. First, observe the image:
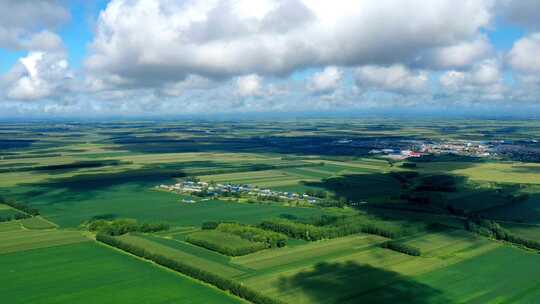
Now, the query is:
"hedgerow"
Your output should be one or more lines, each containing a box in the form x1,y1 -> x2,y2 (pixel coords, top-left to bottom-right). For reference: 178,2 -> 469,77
185,233 -> 266,256
86,218 -> 169,236
381,241 -> 421,256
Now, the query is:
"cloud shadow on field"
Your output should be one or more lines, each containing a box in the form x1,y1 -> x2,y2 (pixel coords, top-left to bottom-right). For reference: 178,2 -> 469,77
277,261 -> 449,304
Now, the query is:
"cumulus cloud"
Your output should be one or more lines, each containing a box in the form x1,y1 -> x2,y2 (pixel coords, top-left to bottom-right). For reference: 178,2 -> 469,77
439,59 -> 505,100
159,75 -> 214,97
419,36 -> 493,69
354,65 -> 429,94
7,0 -> 540,115
85,0 -> 493,87
2,51 -> 71,100
497,0 -> 540,30
308,66 -> 342,94
508,33 -> 540,73
236,74 -> 263,97
0,0 -> 69,51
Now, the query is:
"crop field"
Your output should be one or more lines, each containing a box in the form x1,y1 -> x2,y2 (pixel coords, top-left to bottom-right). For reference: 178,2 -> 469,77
0,220 -> 24,232
453,162 -> 540,184
116,233 -> 247,276
0,228 -> 89,254
502,223 -> 540,242
1,182 -> 325,228
20,217 -> 58,229
414,246 -> 540,303
0,242 -> 244,304
0,204 -> 24,218
3,120 -> 540,303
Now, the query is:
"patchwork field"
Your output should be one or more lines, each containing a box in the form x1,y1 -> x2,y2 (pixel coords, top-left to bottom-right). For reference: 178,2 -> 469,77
111,223 -> 540,304
3,120 -> 540,303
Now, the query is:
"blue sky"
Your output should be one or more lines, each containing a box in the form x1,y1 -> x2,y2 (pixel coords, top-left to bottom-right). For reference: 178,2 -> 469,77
1,0 -> 540,117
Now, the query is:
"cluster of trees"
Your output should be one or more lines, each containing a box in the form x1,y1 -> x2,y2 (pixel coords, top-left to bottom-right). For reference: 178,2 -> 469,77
360,224 -> 397,238
259,218 -> 397,241
381,241 -> 421,256
0,212 -> 30,222
304,189 -> 328,198
96,234 -> 283,304
260,219 -> 334,241
87,218 -> 169,236
0,199 -> 39,216
185,234 -> 266,256
465,218 -> 540,251
216,223 -> 287,248
201,221 -> 220,230
316,198 -> 347,208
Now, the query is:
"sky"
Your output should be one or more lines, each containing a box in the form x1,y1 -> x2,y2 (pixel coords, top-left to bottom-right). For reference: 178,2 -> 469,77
1,0 -> 540,118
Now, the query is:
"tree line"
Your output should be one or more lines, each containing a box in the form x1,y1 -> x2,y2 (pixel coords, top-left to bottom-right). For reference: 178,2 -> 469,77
465,217 -> 540,251
381,240 -> 421,256
259,218 -> 397,241
185,234 -> 266,256
96,234 -> 284,304
87,218 -> 169,236
0,198 -> 39,216
0,212 -> 31,222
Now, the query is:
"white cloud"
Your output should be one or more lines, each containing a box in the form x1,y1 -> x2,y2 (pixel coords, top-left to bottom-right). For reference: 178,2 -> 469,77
420,36 -> 492,69
439,59 -> 505,100
22,30 -> 64,51
159,75 -> 213,97
0,0 -> 69,51
508,33 -> 540,73
236,74 -> 263,97
2,51 -> 71,100
354,65 -> 429,94
86,0 -> 493,86
308,66 -> 342,94
497,0 -> 540,30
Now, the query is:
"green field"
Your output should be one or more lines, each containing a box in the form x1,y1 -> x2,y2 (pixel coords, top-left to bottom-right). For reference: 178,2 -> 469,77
117,233 -> 247,277
0,242 -> 244,304
2,183 -> 325,228
0,229 -> 89,254
3,119 -> 540,303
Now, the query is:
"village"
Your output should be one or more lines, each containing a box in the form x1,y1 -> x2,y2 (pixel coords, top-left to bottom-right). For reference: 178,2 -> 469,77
157,180 -> 322,205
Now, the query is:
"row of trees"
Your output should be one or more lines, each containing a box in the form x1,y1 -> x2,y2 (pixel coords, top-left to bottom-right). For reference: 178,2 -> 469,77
216,223 -> 287,248
259,218 -> 397,241
381,241 -> 421,256
87,218 -> 169,236
465,218 -> 540,251
0,199 -> 39,216
96,234 -> 284,304
185,234 -> 266,256
0,212 -> 31,222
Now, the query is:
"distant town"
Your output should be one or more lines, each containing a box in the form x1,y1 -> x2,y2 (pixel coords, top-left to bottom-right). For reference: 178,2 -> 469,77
333,138 -> 498,160
368,140 -> 492,160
